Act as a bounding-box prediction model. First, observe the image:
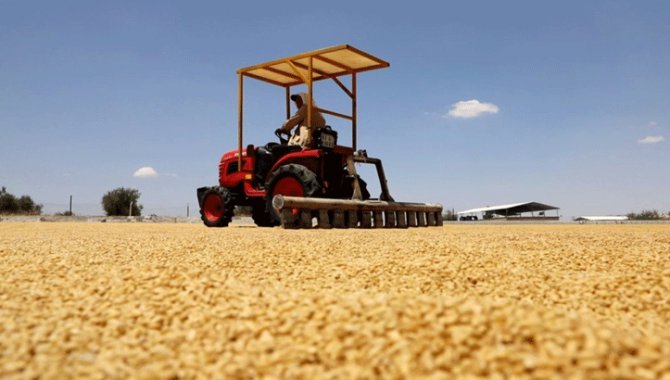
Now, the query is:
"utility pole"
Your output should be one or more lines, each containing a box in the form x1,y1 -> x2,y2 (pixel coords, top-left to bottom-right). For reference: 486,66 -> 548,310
129,201 -> 133,217
69,195 -> 72,215
186,203 -> 190,217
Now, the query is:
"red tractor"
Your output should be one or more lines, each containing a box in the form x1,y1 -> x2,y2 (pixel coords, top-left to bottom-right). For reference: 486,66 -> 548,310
197,45 -> 442,229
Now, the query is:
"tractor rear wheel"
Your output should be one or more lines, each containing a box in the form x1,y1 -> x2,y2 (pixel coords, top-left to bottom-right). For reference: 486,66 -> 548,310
200,187 -> 234,227
265,164 -> 321,223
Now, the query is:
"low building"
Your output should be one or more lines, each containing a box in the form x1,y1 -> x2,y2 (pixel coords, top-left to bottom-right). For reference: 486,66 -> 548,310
457,202 -> 560,221
574,216 -> 628,223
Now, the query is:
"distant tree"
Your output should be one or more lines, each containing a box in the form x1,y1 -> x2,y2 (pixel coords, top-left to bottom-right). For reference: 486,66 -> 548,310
0,187 -> 18,213
55,211 -> 74,216
17,195 -> 42,214
0,187 -> 42,214
102,187 -> 143,216
626,209 -> 661,220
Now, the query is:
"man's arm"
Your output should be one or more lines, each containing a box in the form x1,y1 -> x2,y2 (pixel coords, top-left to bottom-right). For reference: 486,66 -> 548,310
280,106 -> 306,132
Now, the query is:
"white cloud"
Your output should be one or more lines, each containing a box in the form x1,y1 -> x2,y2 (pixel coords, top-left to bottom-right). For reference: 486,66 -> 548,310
649,121 -> 658,127
447,99 -> 499,119
637,135 -> 664,144
133,166 -> 159,178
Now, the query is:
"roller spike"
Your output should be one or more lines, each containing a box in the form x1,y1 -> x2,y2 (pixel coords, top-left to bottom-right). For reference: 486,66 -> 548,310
300,211 -> 313,228
408,212 -> 417,227
397,211 -> 408,228
361,212 -> 372,228
318,209 -> 331,229
373,212 -> 384,228
332,210 -> 346,228
280,209 -> 297,229
418,212 -> 427,227
427,212 -> 436,226
347,210 -> 358,228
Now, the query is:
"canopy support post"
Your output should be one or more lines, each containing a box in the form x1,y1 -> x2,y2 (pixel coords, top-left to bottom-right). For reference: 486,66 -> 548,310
307,57 -> 313,128
238,73 -> 243,169
285,87 -> 291,119
352,73 -> 357,151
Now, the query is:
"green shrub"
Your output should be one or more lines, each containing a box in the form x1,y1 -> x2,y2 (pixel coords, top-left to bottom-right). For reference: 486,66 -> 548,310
626,209 -> 662,220
0,187 -> 42,214
102,187 -> 143,216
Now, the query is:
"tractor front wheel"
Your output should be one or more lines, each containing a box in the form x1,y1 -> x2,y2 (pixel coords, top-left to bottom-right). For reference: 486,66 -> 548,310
199,187 -> 234,227
265,164 -> 321,223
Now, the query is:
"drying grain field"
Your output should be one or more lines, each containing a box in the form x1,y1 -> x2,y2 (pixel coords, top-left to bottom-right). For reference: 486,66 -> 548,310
1,223 -> 669,379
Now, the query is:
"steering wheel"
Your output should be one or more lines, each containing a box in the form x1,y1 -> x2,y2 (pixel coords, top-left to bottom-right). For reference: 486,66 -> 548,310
275,129 -> 290,145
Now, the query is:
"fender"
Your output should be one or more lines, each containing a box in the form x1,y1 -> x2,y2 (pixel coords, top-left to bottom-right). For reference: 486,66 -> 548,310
268,149 -> 322,177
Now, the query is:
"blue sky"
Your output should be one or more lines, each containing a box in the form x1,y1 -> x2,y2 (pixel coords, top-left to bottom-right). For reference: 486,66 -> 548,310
1,1 -> 668,218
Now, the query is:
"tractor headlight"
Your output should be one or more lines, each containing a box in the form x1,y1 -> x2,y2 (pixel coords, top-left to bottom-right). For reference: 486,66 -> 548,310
320,133 -> 335,148
315,127 -> 337,149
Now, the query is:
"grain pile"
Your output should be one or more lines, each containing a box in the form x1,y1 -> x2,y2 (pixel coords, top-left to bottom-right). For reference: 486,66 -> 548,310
1,223 -> 669,379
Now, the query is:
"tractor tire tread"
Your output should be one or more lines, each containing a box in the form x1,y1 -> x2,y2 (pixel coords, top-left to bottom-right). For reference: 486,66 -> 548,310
265,164 -> 321,223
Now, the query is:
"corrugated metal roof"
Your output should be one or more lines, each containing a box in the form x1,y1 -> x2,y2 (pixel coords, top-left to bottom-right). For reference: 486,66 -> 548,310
574,216 -> 628,221
457,202 -> 559,215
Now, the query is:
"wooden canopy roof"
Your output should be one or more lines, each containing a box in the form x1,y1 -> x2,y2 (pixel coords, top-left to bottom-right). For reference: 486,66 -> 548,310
237,44 -> 390,87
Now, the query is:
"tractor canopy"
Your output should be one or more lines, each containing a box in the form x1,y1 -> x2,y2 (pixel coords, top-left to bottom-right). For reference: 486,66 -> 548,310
234,45 -> 390,166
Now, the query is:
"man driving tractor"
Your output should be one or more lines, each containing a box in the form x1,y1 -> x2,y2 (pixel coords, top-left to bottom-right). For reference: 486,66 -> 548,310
274,92 -> 326,148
